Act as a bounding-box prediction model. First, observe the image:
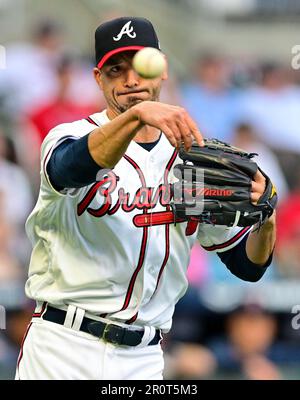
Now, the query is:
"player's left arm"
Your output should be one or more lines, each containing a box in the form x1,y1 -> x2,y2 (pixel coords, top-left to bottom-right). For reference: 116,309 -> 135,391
246,169 -> 276,266
217,233 -> 272,282
210,169 -> 276,282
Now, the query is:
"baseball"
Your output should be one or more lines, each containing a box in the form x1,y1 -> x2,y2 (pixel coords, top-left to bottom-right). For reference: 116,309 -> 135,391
133,47 -> 166,79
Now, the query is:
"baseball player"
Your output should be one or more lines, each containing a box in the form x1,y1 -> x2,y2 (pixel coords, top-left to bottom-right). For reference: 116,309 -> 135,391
15,17 -> 276,380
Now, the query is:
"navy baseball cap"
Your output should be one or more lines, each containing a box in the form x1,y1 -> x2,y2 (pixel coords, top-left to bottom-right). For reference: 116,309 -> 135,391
95,17 -> 160,69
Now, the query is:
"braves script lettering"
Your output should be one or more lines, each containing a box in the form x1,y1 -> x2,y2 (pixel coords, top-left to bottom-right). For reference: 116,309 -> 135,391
77,170 -> 172,217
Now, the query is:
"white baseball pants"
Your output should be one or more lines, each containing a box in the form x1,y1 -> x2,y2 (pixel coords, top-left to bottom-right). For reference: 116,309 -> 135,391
15,313 -> 164,380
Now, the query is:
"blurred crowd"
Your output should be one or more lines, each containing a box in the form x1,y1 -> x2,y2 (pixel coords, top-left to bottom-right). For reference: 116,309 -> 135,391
0,18 -> 300,380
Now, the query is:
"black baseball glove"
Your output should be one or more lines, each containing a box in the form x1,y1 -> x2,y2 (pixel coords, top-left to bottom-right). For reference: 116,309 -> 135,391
171,138 -> 277,228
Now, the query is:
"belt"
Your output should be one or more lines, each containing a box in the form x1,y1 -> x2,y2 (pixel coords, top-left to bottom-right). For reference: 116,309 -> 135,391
41,305 -> 161,347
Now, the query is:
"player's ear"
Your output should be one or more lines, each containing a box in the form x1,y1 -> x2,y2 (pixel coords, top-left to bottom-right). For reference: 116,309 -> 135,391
93,67 -> 103,90
161,55 -> 168,81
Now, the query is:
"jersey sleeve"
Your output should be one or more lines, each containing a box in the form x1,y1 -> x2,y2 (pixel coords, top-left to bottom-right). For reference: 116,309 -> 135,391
40,120 -> 97,196
197,224 -> 252,253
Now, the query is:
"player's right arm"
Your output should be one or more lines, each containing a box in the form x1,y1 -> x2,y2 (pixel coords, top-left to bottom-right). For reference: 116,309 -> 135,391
45,102 -> 203,193
88,101 -> 204,169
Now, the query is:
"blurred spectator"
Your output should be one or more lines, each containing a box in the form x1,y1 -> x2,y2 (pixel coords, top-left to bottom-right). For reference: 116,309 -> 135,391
0,131 -> 32,228
19,54 -> 103,190
164,342 -> 217,379
0,130 -> 33,263
208,304 -> 282,380
239,62 -> 300,153
25,55 -> 99,146
0,19 -> 65,114
180,53 -> 242,141
0,191 -> 23,283
0,18 -> 102,118
232,122 -> 289,200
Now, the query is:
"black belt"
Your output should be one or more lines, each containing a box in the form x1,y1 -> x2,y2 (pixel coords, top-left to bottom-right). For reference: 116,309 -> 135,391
41,305 -> 161,347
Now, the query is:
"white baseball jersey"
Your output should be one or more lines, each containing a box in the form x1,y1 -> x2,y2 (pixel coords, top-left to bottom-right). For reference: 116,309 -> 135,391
25,109 -> 251,332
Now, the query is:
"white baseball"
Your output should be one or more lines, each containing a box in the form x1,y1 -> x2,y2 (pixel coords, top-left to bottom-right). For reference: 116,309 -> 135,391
132,47 -> 166,79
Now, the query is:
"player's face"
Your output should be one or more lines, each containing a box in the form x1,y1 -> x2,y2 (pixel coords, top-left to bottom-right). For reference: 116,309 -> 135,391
93,51 -> 168,117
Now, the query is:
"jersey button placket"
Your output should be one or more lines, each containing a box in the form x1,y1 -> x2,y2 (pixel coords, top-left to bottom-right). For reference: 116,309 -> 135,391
147,156 -> 158,186
149,266 -> 155,274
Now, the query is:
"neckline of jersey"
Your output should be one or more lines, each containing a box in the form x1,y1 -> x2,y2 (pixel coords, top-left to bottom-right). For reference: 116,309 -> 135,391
91,109 -> 167,157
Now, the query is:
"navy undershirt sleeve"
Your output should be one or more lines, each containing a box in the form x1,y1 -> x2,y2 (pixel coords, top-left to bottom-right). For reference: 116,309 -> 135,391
47,134 -> 161,191
217,233 -> 272,282
47,134 -> 102,191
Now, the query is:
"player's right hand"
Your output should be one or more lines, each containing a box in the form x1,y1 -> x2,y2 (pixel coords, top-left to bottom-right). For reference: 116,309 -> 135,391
132,101 -> 204,151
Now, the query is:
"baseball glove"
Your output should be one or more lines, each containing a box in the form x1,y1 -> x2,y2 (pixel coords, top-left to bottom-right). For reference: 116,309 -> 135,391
171,138 -> 277,228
